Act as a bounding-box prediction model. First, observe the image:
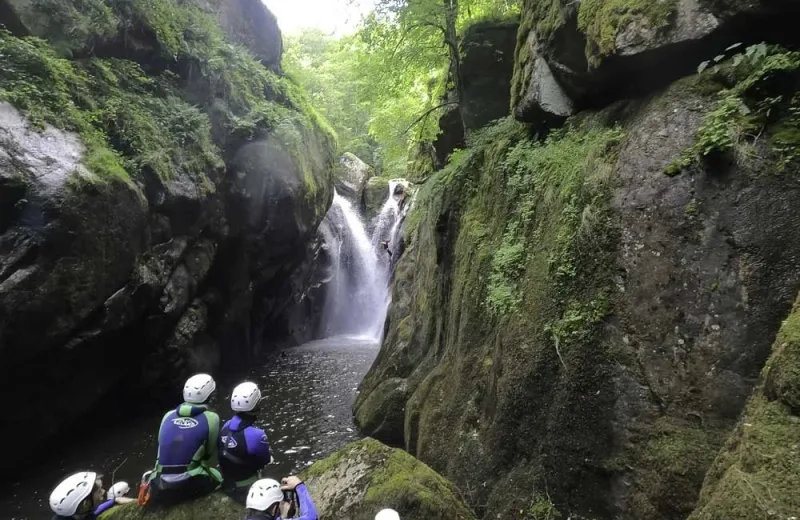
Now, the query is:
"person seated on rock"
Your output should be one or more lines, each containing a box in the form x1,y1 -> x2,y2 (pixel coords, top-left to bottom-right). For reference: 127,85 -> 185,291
49,472 -> 134,520
375,509 -> 400,520
219,381 -> 273,501
145,373 -> 222,505
244,476 -> 317,520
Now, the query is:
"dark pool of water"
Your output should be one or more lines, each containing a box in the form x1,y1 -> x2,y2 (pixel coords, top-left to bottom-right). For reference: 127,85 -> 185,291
1,336 -> 378,520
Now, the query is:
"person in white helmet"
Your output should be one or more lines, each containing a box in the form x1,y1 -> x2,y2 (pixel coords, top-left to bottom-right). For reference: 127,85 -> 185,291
244,476 -> 317,520
375,509 -> 401,520
219,381 -> 273,501
144,373 -> 222,505
49,472 -> 133,520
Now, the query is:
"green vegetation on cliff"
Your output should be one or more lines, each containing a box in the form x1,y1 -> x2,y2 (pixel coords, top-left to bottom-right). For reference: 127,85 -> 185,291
0,0 -> 334,189
667,45 -> 800,175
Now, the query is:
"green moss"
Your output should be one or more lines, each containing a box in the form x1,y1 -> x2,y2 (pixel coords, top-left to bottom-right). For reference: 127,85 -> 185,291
578,0 -> 678,65
25,0 -> 119,55
688,294 -> 800,520
667,46 -> 800,175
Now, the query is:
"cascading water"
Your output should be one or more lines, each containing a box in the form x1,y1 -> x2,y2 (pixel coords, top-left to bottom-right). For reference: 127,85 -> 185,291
318,191 -> 391,339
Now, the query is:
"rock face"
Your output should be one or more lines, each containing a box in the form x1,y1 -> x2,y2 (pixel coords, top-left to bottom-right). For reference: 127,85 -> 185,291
511,0 -> 800,125
101,439 -> 474,520
335,152 -> 374,203
0,0 -> 333,472
459,21 -> 519,131
431,21 -> 517,169
357,44 -> 800,520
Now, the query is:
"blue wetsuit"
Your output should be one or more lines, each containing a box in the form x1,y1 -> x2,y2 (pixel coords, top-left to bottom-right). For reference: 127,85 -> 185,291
148,403 -> 222,503
244,484 -> 318,520
219,413 -> 271,490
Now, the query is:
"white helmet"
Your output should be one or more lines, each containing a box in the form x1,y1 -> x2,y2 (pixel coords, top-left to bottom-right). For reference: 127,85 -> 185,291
231,381 -> 262,412
50,472 -> 96,516
107,481 -> 130,500
246,478 -> 283,511
183,373 -> 216,404
376,509 -> 401,520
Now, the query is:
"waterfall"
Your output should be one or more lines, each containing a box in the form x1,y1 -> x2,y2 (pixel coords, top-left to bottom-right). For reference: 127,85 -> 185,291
318,181 -> 411,341
318,191 -> 390,339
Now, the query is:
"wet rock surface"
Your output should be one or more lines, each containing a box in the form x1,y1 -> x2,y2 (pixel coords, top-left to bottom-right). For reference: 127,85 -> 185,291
334,152 -> 374,203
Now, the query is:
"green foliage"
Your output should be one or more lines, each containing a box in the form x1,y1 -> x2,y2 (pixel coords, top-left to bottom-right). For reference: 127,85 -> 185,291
668,45 -> 800,175
284,0 -> 520,176
578,0 -> 678,65
28,0 -> 118,55
485,123 -> 624,317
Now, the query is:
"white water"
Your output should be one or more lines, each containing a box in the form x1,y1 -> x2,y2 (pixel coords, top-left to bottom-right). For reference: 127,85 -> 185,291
318,182 -> 410,341
318,191 -> 391,339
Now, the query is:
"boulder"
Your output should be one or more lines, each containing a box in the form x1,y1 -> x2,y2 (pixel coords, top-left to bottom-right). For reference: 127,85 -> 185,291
334,152 -> 374,202
511,0 -> 800,123
364,177 -> 390,222
301,438 -> 476,520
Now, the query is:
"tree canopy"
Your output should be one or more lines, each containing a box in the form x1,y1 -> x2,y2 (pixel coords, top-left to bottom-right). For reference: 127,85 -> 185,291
283,0 -> 519,176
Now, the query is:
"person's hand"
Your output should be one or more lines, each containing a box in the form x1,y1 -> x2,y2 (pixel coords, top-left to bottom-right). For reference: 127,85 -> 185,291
281,476 -> 303,491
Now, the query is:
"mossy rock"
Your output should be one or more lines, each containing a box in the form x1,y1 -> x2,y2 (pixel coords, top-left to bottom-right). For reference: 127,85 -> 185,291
364,177 -> 390,222
689,294 -> 800,520
354,378 -> 408,447
300,438 -> 475,520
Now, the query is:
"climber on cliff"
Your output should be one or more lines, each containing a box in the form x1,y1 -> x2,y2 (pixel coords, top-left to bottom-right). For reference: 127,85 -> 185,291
49,472 -> 134,520
219,381 -> 274,502
143,373 -> 223,505
244,476 -> 317,520
375,509 -> 401,520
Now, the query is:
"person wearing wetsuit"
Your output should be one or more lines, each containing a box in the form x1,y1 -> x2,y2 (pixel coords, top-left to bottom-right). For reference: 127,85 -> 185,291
49,472 -> 134,520
244,477 -> 318,520
219,381 -> 273,502
146,373 -> 222,505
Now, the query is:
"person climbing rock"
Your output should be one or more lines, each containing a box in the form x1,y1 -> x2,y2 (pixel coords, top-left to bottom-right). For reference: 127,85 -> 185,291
244,476 -> 317,520
145,373 -> 222,505
375,509 -> 400,520
49,472 -> 133,520
380,241 -> 392,258
219,381 -> 273,502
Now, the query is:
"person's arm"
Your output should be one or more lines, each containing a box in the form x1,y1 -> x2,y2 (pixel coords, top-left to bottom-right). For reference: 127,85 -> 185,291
92,499 -> 116,516
293,484 -> 318,520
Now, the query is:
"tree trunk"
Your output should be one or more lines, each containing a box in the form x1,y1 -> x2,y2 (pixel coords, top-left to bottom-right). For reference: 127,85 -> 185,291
443,0 -> 466,135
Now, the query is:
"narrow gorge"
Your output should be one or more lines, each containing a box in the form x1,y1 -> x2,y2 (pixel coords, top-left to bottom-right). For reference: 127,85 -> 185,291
1,0 -> 799,519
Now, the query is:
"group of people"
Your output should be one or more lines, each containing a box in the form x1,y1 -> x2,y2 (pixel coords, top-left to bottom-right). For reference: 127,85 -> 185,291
48,373 -> 402,520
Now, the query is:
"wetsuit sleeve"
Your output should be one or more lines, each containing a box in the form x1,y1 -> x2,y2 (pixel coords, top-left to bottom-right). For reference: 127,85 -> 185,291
293,484 -> 318,520
93,498 -> 116,516
205,411 -> 220,462
251,428 -> 271,465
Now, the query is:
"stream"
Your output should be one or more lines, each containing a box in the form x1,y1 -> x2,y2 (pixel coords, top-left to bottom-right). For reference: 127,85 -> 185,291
1,337 -> 378,520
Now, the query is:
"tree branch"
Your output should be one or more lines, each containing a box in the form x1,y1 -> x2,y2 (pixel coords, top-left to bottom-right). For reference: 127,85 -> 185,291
402,101 -> 458,135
